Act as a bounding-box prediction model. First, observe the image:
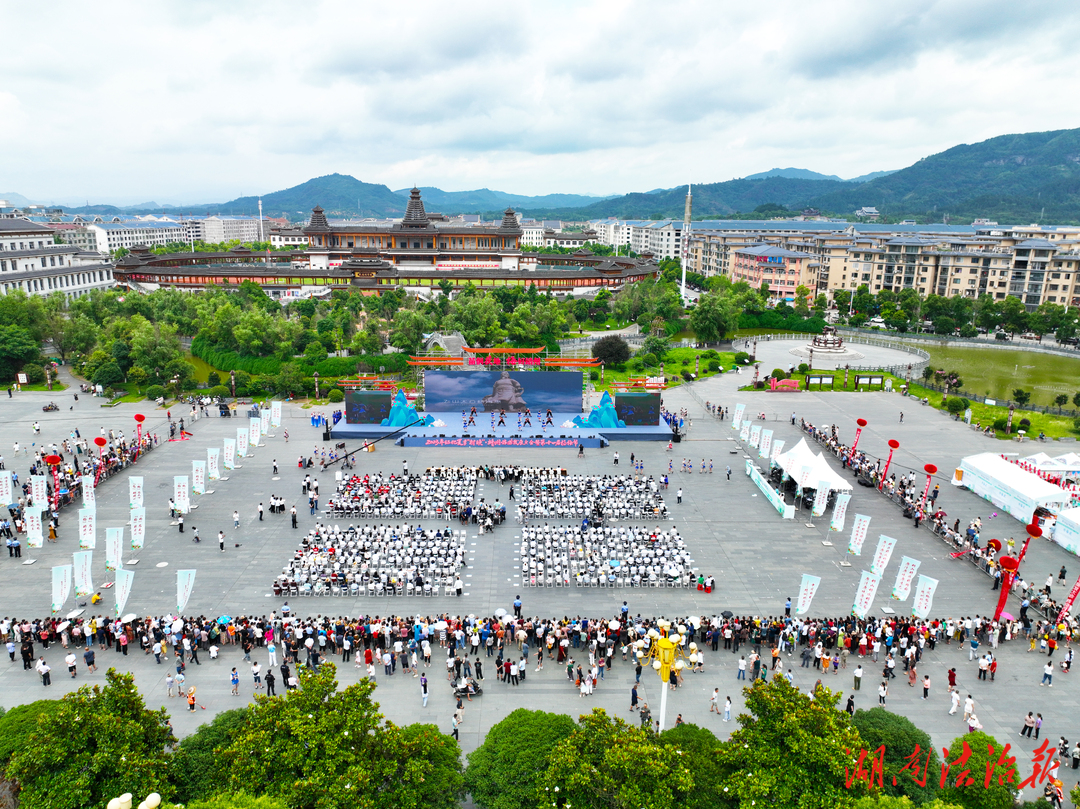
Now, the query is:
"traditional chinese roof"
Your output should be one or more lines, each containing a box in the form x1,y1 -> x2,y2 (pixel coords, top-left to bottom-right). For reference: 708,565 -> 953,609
306,205 -> 331,232
401,188 -> 430,228
497,207 -> 523,235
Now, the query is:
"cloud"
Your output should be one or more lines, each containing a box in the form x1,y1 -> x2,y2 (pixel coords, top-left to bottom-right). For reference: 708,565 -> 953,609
3,0 -> 1080,202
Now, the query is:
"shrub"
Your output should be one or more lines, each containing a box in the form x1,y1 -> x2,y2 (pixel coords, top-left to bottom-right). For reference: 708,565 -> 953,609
851,708 -> 940,805
734,351 -> 750,365
207,371 -> 221,387
798,363 -> 809,374
639,352 -> 658,367
208,385 -> 230,399
1019,417 -> 1031,429
328,388 -> 345,403
92,361 -> 125,387
24,365 -> 45,384
993,417 -> 1009,432
146,384 -> 166,401
591,335 -> 631,366
589,370 -> 599,381
707,360 -> 721,372
701,349 -> 719,359
945,397 -> 968,415
771,368 -> 788,380
629,358 -> 645,371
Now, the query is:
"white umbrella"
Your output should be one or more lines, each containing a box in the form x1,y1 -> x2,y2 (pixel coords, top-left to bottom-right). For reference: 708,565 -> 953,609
66,609 -> 84,619
689,616 -> 702,628
500,616 -> 513,625
495,608 -> 507,618
433,621 -> 448,630
171,619 -> 184,633
608,620 -> 620,630
120,613 -> 137,623
56,621 -> 70,632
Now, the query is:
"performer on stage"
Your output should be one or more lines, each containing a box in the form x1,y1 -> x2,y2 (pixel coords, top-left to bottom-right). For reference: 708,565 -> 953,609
498,410 -> 506,427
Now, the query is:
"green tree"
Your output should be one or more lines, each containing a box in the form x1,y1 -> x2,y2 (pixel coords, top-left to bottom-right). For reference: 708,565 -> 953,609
714,678 -> 866,809
273,362 -> 306,397
1012,389 -> 1031,406
129,318 -> 184,383
1054,394 -> 1069,411
220,664 -> 463,809
1000,296 -> 1029,334
170,708 -> 251,803
1073,392 -> 1080,409
444,294 -> 507,346
938,731 -> 1018,809
0,324 -> 41,382
689,291 -> 738,343
851,708 -> 941,805
658,723 -> 727,809
43,302 -> 98,363
540,709 -> 693,809
464,709 -> 575,809
389,308 -> 430,355
0,700 -> 60,766
92,360 -> 125,387
794,285 -> 812,317
179,795 -> 290,809
855,798 -> 965,809
641,334 -> 670,362
591,335 -> 631,366
6,669 -> 177,809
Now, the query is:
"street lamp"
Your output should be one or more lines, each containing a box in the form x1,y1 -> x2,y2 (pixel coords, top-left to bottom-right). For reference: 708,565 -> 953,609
634,619 -> 688,731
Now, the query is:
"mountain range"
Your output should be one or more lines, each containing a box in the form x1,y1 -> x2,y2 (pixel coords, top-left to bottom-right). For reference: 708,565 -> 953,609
12,127 -> 1080,224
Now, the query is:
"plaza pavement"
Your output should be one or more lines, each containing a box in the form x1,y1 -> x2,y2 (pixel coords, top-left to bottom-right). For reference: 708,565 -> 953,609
0,369 -> 1078,803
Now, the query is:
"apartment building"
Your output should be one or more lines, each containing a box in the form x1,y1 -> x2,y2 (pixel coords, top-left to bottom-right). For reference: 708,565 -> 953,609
0,219 -> 114,297
730,245 -> 819,302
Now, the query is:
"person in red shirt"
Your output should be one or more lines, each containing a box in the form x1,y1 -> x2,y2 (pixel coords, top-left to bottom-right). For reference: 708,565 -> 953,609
947,667 -> 957,690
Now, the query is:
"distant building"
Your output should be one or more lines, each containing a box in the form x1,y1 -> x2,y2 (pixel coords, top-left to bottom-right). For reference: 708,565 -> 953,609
0,219 -> 114,297
269,227 -> 307,249
541,229 -> 595,250
855,207 -> 880,220
730,245 -> 820,302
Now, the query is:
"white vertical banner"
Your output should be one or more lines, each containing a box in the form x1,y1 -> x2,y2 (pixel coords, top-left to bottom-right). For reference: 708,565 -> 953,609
176,569 -> 196,614
208,448 -> 221,480
51,564 -> 72,613
732,403 -> 745,430
770,440 -> 785,461
236,428 -> 249,459
130,507 -> 146,550
31,476 -> 48,506
25,506 -> 44,547
0,470 -> 11,506
758,430 -> 773,459
812,481 -> 830,516
749,424 -> 762,448
114,568 -> 135,617
249,416 -> 260,447
870,534 -> 898,576
891,556 -> 921,601
911,575 -> 939,619
128,476 -> 144,508
223,439 -> 236,470
192,461 -> 206,496
830,493 -> 851,532
848,514 -> 872,555
73,550 -> 94,597
78,508 -> 96,549
796,574 -> 821,615
105,527 -> 123,571
81,475 -> 96,508
260,409 -> 271,436
173,476 -> 190,514
271,400 -> 282,428
851,570 -> 881,618
740,423 -> 751,442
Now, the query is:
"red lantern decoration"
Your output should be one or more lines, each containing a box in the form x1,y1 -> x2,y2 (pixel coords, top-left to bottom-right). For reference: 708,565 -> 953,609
987,538 -> 1002,552
134,413 -> 145,455
1018,522 -> 1041,566
994,555 -> 1020,621
849,418 -> 868,464
920,463 -> 938,509
93,436 -> 108,486
878,439 -> 900,491
43,454 -> 62,512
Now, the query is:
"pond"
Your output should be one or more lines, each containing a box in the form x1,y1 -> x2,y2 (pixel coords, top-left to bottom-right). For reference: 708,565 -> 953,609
909,343 -> 1080,406
186,353 -> 225,385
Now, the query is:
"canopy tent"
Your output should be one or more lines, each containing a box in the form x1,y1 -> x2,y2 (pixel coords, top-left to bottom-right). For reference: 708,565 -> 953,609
774,438 -> 853,493
1022,451 -> 1080,476
1052,506 -> 1080,556
952,452 -> 1075,523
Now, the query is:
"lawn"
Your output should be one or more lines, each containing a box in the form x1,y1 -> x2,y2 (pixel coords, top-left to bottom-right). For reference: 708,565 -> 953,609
19,382 -> 69,392
740,371 -> 1080,441
593,347 -> 737,393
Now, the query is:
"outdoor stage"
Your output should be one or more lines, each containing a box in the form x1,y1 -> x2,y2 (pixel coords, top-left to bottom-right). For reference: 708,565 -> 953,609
327,412 -> 673,448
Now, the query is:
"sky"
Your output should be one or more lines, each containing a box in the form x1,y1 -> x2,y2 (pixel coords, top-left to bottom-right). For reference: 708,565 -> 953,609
3,0 -> 1080,206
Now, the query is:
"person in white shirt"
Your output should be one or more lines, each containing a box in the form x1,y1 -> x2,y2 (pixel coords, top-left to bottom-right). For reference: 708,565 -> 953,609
65,652 -> 77,678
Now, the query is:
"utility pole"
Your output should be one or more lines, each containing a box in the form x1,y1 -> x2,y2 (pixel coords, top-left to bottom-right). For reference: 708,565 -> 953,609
681,184 -> 692,304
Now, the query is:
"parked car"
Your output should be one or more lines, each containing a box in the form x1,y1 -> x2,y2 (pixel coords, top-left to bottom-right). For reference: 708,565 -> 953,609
994,332 -> 1011,341
1020,332 -> 1039,340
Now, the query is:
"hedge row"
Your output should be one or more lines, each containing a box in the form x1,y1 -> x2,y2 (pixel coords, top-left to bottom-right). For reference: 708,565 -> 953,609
191,336 -> 282,375
737,313 -> 826,333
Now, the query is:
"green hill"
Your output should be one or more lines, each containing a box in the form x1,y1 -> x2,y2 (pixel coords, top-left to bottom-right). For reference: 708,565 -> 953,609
393,187 -> 613,213
521,177 -> 849,220
806,128 -> 1080,222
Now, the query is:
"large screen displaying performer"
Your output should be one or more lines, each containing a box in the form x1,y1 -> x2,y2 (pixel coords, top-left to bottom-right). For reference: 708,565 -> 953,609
424,370 -> 583,413
344,391 -> 393,424
614,392 -> 662,425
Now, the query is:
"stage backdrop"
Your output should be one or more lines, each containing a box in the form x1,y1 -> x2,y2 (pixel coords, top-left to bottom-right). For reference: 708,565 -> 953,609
345,391 -> 393,424
424,370 -> 583,413
614,392 -> 662,426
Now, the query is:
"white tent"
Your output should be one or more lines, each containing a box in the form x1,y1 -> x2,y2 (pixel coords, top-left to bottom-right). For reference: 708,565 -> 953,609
774,438 -> 853,493
1052,506 -> 1080,556
1023,451 -> 1080,476
953,452 -> 1073,522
